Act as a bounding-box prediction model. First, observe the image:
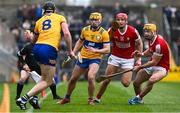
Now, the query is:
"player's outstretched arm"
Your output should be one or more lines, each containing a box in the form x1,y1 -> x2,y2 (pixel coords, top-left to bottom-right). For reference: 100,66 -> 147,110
61,22 -> 72,51
73,38 -> 84,54
87,43 -> 110,54
61,22 -> 75,58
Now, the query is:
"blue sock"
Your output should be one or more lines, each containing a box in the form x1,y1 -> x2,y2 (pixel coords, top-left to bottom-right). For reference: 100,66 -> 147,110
21,94 -> 30,103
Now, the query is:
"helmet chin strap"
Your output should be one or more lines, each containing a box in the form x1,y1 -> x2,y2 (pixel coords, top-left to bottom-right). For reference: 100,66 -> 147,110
90,25 -> 100,30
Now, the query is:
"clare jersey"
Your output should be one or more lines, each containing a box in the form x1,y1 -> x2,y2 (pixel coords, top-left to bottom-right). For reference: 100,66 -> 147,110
80,26 -> 110,59
109,25 -> 141,59
148,35 -> 170,71
34,13 -> 66,50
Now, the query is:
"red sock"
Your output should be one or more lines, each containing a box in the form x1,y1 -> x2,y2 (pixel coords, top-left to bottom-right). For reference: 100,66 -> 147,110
96,94 -> 102,99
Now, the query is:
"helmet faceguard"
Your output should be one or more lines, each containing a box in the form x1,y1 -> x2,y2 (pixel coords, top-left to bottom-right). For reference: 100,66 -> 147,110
116,13 -> 128,29
143,23 -> 157,40
89,12 -> 102,29
89,12 -> 102,21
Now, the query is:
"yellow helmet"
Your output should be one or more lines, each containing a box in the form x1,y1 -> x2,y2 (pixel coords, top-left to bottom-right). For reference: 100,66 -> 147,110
89,12 -> 102,21
143,23 -> 157,32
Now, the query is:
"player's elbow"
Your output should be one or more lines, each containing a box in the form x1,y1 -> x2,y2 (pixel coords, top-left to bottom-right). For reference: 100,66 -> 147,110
64,32 -> 71,39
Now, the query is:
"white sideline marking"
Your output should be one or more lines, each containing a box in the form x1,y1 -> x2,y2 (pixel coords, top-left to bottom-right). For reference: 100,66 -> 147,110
26,83 -> 63,113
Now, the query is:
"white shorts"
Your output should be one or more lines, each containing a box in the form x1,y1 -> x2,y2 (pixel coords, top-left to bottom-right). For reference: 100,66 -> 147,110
108,55 -> 134,69
144,66 -> 168,76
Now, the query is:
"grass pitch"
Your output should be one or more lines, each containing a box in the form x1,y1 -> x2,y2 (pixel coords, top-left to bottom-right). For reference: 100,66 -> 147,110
5,81 -> 180,112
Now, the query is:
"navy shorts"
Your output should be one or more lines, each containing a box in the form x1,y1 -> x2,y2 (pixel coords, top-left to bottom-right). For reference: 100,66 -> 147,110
76,58 -> 101,68
32,44 -> 57,66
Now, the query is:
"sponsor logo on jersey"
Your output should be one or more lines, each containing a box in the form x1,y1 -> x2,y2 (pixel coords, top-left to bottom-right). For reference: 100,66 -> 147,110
114,36 -> 118,39
115,41 -> 130,48
91,35 -> 95,40
120,36 -> 124,41
96,36 -> 101,40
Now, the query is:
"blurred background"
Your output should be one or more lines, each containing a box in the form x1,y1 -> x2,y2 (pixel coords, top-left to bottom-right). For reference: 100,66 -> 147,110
0,0 -> 179,83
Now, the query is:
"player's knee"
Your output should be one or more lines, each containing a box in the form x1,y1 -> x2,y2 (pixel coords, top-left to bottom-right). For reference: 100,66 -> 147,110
122,81 -> 130,87
103,79 -> 111,85
88,76 -> 95,81
148,78 -> 156,85
45,77 -> 54,86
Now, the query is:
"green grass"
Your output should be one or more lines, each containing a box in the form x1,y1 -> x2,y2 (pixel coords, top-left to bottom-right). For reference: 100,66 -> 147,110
5,81 -> 180,112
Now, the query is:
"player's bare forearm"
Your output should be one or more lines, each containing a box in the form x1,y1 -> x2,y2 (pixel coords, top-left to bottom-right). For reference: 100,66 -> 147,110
73,39 -> 83,54
140,54 -> 161,69
61,22 -> 73,53
64,34 -> 73,53
136,39 -> 143,52
135,39 -> 143,60
133,60 -> 156,72
94,44 -> 110,54
142,49 -> 152,57
140,60 -> 157,69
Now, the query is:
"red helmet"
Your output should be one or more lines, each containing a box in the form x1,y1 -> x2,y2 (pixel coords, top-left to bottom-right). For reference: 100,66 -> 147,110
116,13 -> 128,20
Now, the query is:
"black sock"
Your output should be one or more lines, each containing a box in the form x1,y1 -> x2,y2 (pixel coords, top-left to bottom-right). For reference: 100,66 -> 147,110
65,94 -> 70,99
16,81 -> 24,98
50,83 -> 57,97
